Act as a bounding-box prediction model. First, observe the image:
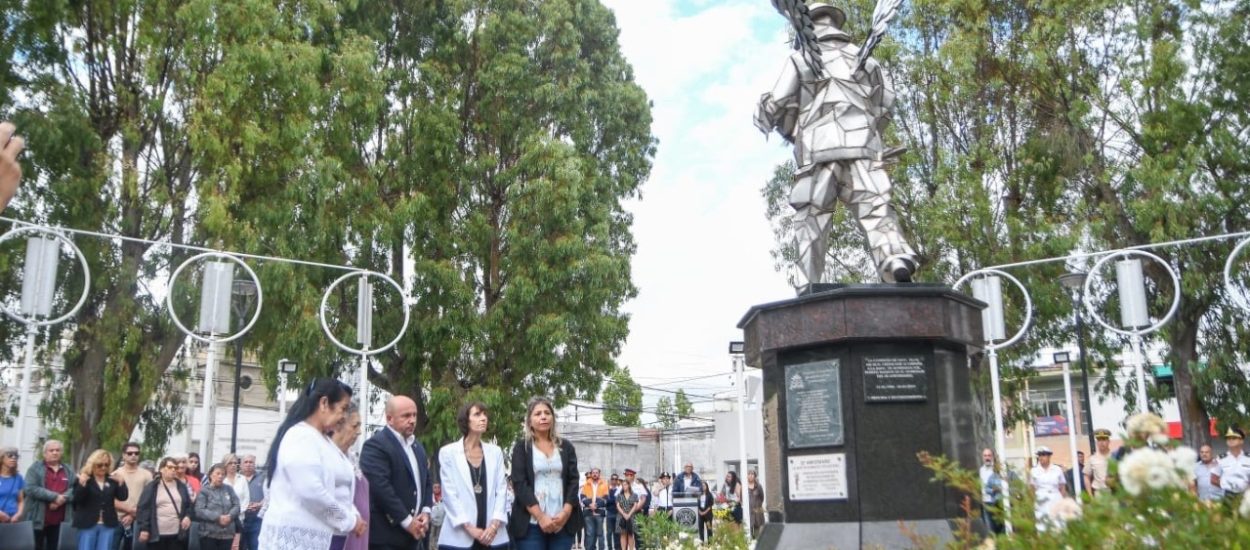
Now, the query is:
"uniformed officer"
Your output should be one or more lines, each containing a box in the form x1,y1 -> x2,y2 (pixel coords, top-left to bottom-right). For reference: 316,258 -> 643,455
1087,428 -> 1113,494
1214,426 -> 1250,507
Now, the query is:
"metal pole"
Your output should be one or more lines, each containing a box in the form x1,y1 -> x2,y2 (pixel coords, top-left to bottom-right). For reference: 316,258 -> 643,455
736,354 -> 751,540
231,336 -> 244,453
278,372 -> 288,418
988,348 -> 1012,534
15,325 -> 38,459
357,352 -> 370,455
1131,335 -> 1149,414
1074,305 -> 1096,453
186,339 -> 197,453
1062,360 -> 1082,500
200,341 -> 218,462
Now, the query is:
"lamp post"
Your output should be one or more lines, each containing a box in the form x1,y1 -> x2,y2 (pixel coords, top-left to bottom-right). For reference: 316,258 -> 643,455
1059,272 -> 1097,453
729,341 -> 751,540
0,228 -> 90,463
955,269 -> 1034,535
230,280 -> 257,454
277,358 -> 298,417
1053,351 -> 1082,500
168,252 -> 264,464
1083,251 -> 1180,415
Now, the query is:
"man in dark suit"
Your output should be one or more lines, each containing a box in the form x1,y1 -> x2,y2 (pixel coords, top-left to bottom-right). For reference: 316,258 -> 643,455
362,395 -> 433,550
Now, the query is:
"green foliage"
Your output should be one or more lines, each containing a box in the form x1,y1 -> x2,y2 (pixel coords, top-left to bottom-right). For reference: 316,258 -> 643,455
655,395 -> 676,430
636,512 -> 747,550
1,0 -> 653,460
919,418 -> 1250,548
602,367 -> 643,427
673,389 -> 694,421
760,0 -> 1250,444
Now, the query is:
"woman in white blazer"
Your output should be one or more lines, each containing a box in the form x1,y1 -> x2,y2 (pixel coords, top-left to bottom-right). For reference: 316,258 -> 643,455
438,401 -> 510,550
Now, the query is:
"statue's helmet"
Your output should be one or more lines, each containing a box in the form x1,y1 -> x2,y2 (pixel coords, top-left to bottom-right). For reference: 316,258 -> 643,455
806,2 -> 847,30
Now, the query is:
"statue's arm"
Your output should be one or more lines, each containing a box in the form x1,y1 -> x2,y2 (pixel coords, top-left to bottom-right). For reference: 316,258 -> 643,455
754,57 -> 801,141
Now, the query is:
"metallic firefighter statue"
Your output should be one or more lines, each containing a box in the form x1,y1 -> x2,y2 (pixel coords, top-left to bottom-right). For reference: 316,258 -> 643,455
756,1 -> 916,284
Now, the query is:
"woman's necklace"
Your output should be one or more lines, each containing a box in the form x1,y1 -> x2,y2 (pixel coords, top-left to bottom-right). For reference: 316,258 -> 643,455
469,460 -> 484,494
466,441 -> 484,494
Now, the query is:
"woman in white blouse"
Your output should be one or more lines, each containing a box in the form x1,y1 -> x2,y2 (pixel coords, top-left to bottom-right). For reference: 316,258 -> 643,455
259,378 -> 367,549
438,401 -> 509,550
222,453 -> 250,525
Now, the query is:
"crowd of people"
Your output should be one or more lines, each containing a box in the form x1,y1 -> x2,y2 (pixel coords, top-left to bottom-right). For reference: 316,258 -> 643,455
567,462 -> 764,550
0,379 -> 765,550
977,425 -> 1250,534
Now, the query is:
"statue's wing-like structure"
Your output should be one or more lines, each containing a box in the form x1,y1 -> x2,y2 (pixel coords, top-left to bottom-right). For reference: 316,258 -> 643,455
854,0 -> 904,74
770,0 -> 825,79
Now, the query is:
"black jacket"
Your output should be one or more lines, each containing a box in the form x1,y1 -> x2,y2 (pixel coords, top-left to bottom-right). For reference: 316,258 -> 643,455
71,476 -> 129,529
508,438 -> 584,540
360,427 -> 433,548
135,479 -> 192,541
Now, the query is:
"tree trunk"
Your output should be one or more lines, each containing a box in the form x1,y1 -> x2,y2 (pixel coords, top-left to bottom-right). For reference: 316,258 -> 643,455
1170,310 -> 1210,449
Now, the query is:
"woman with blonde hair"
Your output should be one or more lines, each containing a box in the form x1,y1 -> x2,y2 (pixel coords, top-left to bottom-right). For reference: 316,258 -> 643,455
0,447 -> 24,524
222,453 -> 251,527
72,449 -> 129,550
508,397 -> 582,550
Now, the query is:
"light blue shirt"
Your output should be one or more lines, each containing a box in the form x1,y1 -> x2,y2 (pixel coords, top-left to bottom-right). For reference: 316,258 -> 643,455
530,445 -> 563,523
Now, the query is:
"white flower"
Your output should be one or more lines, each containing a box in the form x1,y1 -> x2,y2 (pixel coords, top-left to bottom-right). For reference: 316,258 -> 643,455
1119,448 -> 1186,495
1240,492 -> 1250,519
1168,446 -> 1198,478
1126,413 -> 1168,439
1048,497 -> 1082,525
1150,433 -> 1171,446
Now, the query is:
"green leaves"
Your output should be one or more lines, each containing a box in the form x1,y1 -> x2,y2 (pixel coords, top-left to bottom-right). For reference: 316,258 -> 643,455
602,367 -> 643,428
762,0 -> 1250,443
2,0 -> 652,460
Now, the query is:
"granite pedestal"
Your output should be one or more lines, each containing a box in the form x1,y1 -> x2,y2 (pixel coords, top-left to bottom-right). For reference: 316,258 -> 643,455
738,284 -> 987,550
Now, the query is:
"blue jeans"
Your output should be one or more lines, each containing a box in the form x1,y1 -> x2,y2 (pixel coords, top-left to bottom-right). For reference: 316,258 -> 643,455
79,525 -> 118,550
582,515 -> 604,550
242,517 -> 262,550
513,524 -> 573,550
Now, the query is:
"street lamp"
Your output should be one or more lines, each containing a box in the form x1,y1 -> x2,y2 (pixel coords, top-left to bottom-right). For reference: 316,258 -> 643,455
728,341 -> 751,540
1059,271 -> 1097,453
230,279 -> 258,454
277,358 -> 298,417
1052,351 -> 1083,499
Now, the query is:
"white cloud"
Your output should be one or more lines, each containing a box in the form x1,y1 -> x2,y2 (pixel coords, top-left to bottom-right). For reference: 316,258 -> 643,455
601,0 -> 795,388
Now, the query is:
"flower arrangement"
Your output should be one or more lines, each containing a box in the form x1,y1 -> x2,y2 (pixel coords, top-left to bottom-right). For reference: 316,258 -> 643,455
918,413 -> 1250,548
635,511 -> 749,550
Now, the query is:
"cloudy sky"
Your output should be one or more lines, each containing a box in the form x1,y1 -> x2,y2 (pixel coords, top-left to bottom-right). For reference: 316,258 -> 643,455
597,0 -> 795,414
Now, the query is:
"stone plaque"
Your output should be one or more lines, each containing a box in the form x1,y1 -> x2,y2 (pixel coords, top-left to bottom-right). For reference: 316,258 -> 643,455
788,453 -> 848,501
863,356 -> 927,402
785,359 -> 843,449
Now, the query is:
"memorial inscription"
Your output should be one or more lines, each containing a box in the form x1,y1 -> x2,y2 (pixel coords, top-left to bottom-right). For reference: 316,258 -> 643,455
863,356 -> 927,402
788,453 -> 848,501
785,359 -> 843,449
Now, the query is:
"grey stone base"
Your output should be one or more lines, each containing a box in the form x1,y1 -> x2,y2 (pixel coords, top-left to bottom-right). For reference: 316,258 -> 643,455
756,520 -> 958,550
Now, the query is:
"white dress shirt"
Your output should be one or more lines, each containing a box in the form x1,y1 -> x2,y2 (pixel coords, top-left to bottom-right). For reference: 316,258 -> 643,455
386,425 -> 430,527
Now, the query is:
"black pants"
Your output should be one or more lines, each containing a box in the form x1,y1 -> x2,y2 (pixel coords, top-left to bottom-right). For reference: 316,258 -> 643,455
148,537 -> 188,550
34,524 -> 62,550
697,514 -> 711,542
200,537 -> 233,550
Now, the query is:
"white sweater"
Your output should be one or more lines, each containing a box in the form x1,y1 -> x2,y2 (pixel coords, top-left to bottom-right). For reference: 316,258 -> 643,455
258,422 -> 359,550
